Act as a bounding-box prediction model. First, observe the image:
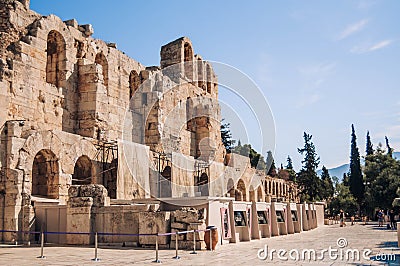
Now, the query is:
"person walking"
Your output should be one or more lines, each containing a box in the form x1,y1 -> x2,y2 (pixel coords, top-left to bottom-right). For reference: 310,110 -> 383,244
389,209 -> 397,230
377,209 -> 384,227
339,210 -> 346,227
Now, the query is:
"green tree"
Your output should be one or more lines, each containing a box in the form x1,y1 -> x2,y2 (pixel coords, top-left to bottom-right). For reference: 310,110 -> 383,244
385,136 -> 393,158
328,182 -> 358,216
220,119 -> 236,153
266,151 -> 277,177
233,143 -> 266,171
366,131 -> 374,156
286,155 -> 297,182
348,124 -> 364,215
364,145 -> 400,210
297,132 -> 321,201
320,166 -> 334,200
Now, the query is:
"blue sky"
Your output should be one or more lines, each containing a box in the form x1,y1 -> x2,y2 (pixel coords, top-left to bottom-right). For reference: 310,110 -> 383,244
31,0 -> 400,170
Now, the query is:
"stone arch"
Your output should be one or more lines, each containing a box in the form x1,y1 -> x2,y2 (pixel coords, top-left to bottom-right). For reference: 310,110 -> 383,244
257,186 -> 263,202
46,30 -> 66,88
129,70 -> 140,99
227,178 -> 235,197
237,179 -> 246,201
160,166 -> 172,198
95,52 -> 109,88
206,64 -> 212,94
196,172 -> 209,196
72,155 -> 93,185
197,58 -> 205,90
18,131 -> 98,201
32,149 -> 60,199
184,42 -> 193,79
249,185 -> 255,202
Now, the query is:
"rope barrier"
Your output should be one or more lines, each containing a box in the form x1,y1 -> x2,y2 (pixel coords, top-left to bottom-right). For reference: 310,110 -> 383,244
0,227 -> 215,263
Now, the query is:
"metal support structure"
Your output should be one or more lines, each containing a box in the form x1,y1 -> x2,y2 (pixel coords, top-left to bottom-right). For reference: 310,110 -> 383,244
37,231 -> 45,259
190,230 -> 197,254
92,232 -> 100,261
172,232 -> 180,259
152,234 -> 161,263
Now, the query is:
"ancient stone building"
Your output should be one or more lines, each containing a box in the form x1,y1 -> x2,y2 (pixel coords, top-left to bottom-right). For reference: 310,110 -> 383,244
0,0 -> 301,244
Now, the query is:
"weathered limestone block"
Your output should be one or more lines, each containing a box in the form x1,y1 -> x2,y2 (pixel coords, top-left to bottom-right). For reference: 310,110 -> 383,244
138,212 -> 170,245
66,197 -> 92,245
171,208 -> 199,224
79,184 -> 108,206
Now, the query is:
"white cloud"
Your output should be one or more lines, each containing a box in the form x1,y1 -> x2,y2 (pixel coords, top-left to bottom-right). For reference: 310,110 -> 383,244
351,39 -> 393,54
357,0 -> 378,10
338,19 -> 369,40
369,40 -> 392,51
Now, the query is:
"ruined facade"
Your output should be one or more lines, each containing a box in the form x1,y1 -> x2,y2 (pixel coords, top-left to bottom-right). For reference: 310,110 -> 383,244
0,0 -> 300,244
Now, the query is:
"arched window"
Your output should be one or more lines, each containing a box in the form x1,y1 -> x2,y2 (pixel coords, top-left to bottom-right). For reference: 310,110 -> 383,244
160,166 -> 172,198
129,70 -> 140,99
257,186 -> 263,202
72,155 -> 93,185
197,58 -> 205,90
95,52 -> 109,89
196,172 -> 209,196
32,149 -> 59,199
46,30 -> 66,88
184,42 -> 193,79
206,64 -> 212,94
237,179 -> 246,201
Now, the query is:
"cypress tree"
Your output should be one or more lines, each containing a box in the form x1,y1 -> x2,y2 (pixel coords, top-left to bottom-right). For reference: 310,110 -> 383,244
366,131 -> 374,156
297,132 -> 321,201
349,124 -> 364,215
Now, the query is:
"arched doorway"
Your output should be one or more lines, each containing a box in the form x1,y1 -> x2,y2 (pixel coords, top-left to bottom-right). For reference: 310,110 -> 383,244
160,166 -> 172,198
46,30 -> 66,88
237,179 -> 246,201
257,186 -> 263,202
184,42 -> 193,79
95,52 -> 109,89
32,149 -> 59,199
196,172 -> 209,196
129,70 -> 140,100
72,155 -> 93,185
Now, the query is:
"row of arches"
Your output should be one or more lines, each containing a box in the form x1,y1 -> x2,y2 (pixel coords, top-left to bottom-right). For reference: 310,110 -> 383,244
227,179 -> 263,202
265,179 -> 293,199
45,30 -> 142,103
183,42 -> 213,94
32,149 -> 94,199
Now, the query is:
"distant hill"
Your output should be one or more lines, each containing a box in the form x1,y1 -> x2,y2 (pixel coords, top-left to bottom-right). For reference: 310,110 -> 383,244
317,152 -> 400,182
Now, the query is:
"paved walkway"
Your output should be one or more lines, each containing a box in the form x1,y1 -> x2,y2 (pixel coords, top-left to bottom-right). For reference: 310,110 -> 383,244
0,223 -> 399,265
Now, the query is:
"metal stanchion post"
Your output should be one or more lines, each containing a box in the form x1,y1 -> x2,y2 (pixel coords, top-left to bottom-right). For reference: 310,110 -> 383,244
209,228 -> 212,251
92,232 -> 100,261
172,232 -> 180,259
37,231 -> 45,259
152,233 -> 161,263
190,230 -> 197,254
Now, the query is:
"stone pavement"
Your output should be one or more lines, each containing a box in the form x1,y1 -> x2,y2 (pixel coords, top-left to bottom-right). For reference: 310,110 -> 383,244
0,223 -> 399,265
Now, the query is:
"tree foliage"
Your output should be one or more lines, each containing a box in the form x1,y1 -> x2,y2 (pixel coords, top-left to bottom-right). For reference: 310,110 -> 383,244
220,119 -> 236,153
320,166 -> 334,200
348,124 -> 364,210
297,132 -> 321,201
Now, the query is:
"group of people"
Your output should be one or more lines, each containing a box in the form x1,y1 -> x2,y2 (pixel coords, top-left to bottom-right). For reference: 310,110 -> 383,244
337,209 -> 398,229
377,209 -> 397,229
